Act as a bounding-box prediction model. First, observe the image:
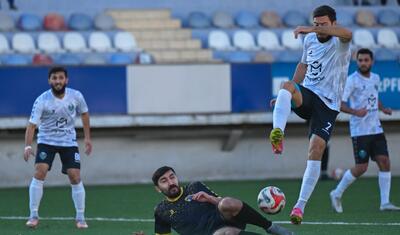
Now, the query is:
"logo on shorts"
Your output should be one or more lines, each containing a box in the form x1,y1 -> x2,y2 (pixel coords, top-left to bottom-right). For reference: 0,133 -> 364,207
358,150 -> 367,159
39,152 -> 47,160
74,153 -> 80,163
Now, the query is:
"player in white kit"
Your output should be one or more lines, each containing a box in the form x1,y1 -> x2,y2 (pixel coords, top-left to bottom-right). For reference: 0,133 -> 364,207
268,5 -> 352,224
330,48 -> 400,213
23,67 -> 92,229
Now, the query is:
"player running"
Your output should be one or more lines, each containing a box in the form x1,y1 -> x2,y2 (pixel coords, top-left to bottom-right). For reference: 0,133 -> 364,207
330,48 -> 400,213
24,67 -> 92,229
268,5 -> 352,224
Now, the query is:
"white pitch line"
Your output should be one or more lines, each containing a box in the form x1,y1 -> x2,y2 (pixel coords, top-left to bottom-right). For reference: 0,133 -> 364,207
1,216 -> 399,226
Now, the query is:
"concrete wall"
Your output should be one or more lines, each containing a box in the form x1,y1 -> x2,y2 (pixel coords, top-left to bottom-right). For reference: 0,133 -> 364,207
1,123 -> 399,188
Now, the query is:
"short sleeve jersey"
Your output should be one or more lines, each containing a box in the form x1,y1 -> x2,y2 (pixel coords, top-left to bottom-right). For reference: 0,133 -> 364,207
342,71 -> 383,137
301,33 -> 351,111
29,88 -> 89,147
154,182 -> 220,235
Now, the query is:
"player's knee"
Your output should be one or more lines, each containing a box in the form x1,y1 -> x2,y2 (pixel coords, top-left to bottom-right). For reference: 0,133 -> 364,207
218,197 -> 241,214
34,167 -> 48,180
68,174 -> 81,184
213,227 -> 241,235
281,81 -> 296,94
378,156 -> 390,170
354,165 -> 368,176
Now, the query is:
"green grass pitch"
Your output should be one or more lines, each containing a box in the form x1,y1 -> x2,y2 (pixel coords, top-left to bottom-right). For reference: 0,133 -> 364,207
0,177 -> 399,235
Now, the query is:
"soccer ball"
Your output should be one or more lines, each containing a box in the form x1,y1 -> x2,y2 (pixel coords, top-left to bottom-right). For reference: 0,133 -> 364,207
331,168 -> 344,181
257,186 -> 286,214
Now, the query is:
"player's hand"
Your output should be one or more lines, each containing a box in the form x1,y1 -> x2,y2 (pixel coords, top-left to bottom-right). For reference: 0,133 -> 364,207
294,26 -> 313,38
23,146 -> 35,162
354,107 -> 368,117
132,231 -> 145,235
382,107 -> 392,115
191,191 -> 213,203
270,98 -> 277,108
84,138 -> 92,155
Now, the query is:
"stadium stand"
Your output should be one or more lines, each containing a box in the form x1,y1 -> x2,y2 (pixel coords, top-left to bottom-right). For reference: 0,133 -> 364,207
43,13 -> 66,31
0,33 -> 12,53
233,30 -> 259,50
257,30 -> 284,50
377,28 -> 400,48
353,28 -> 377,48
63,32 -> 88,52
212,11 -> 234,28
18,13 -> 42,31
235,11 -> 259,28
38,32 -> 63,53
260,11 -> 282,28
0,12 -> 15,31
208,30 -> 235,50
12,33 -> 36,53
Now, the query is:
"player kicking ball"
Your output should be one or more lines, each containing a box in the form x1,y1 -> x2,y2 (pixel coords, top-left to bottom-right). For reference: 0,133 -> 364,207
134,166 -> 295,235
330,48 -> 400,213
269,5 -> 352,224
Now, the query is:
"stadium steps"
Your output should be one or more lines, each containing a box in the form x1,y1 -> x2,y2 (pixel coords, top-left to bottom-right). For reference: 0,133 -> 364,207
148,49 -> 216,63
115,19 -> 181,30
106,9 -> 171,20
109,8 -> 215,63
137,39 -> 202,50
128,29 -> 192,41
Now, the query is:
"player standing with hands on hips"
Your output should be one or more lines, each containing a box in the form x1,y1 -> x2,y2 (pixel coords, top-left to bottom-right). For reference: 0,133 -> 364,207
268,5 -> 352,224
24,67 -> 92,229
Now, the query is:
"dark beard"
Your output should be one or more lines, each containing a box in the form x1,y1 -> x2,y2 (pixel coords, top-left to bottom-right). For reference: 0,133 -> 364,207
317,35 -> 332,43
164,185 -> 180,198
51,85 -> 66,96
358,67 -> 371,76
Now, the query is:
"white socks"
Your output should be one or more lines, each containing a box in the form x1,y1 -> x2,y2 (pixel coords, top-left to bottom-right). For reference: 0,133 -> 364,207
333,169 -> 356,198
71,181 -> 86,221
29,177 -> 44,218
295,160 -> 321,212
273,89 -> 292,131
379,171 -> 391,206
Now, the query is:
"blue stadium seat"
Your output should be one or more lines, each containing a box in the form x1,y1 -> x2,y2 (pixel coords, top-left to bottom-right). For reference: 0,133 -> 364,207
276,50 -> 302,62
228,51 -> 253,63
3,55 -> 31,65
0,13 -> 15,31
188,12 -> 211,28
94,13 -> 115,30
212,11 -> 234,28
283,11 -> 307,27
18,14 -> 42,31
336,10 -> 354,27
108,53 -> 133,64
55,54 -> 82,65
235,11 -> 258,28
68,13 -> 93,30
374,48 -> 398,61
378,9 -> 399,26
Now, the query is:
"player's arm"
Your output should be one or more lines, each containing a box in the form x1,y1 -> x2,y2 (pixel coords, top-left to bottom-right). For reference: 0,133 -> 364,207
292,62 -> 307,84
294,25 -> 352,43
81,112 -> 92,155
24,122 -> 37,161
154,210 -> 171,235
378,100 -> 392,115
340,102 -> 367,117
192,191 -> 222,205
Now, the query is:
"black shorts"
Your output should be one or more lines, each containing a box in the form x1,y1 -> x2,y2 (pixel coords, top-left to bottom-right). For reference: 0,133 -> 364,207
292,85 -> 339,142
208,208 -> 246,235
351,133 -> 389,164
35,143 -> 81,174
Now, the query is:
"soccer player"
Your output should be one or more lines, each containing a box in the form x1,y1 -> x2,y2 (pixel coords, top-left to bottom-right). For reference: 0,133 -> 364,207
330,48 -> 400,213
134,166 -> 295,235
23,67 -> 92,229
268,5 -> 352,224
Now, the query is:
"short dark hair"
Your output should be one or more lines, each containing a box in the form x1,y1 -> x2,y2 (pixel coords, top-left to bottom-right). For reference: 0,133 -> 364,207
152,166 -> 175,186
313,5 -> 336,22
48,66 -> 68,79
357,48 -> 374,60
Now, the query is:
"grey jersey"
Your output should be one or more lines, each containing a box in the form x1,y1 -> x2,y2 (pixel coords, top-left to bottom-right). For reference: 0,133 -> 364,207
342,71 -> 383,137
29,88 -> 89,147
301,33 -> 351,111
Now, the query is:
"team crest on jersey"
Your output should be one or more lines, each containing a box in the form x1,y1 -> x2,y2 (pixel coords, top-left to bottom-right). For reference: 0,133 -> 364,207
39,152 -> 47,160
68,104 -> 75,113
74,153 -> 80,163
185,195 -> 193,202
368,95 -> 376,107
